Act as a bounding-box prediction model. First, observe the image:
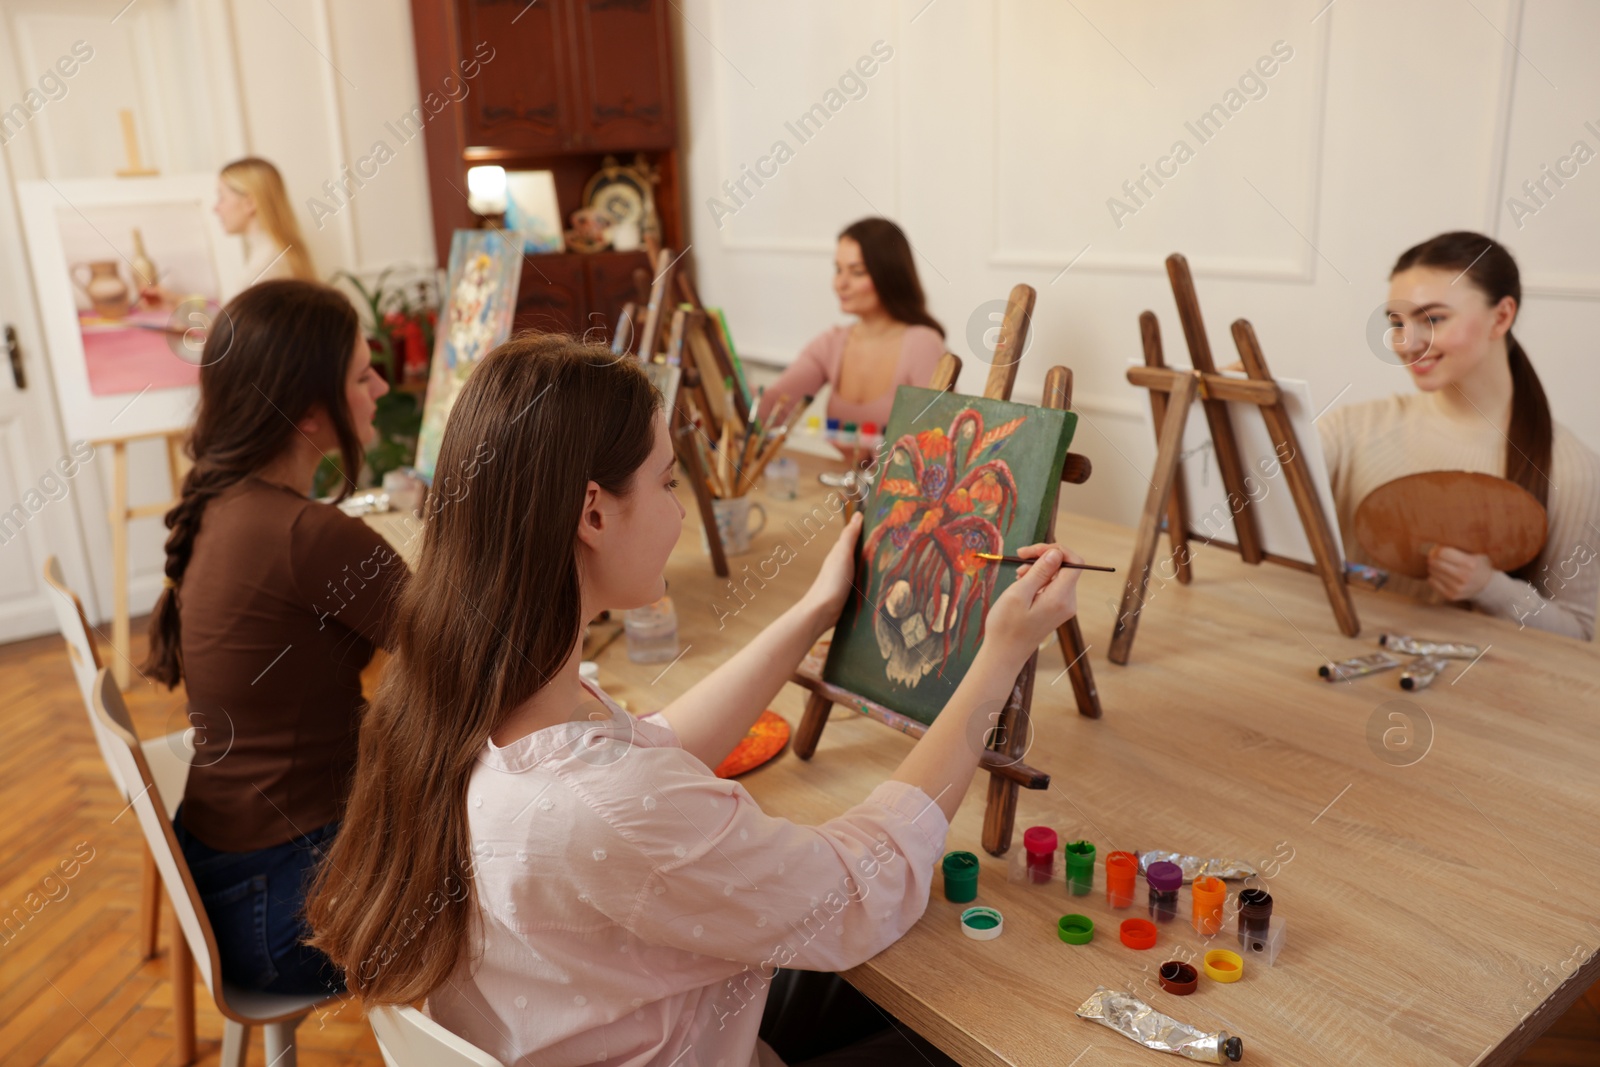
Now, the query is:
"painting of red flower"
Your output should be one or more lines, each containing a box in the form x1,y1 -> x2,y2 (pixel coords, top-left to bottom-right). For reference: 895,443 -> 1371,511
824,388 -> 1077,724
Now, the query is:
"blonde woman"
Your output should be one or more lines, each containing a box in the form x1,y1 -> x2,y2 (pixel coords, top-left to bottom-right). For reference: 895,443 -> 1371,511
215,157 -> 317,283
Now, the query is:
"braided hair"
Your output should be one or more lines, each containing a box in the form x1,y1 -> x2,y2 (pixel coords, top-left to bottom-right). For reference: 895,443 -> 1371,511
143,280 -> 364,687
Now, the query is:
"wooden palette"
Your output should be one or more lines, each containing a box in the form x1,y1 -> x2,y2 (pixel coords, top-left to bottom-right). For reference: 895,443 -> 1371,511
1353,471 -> 1547,579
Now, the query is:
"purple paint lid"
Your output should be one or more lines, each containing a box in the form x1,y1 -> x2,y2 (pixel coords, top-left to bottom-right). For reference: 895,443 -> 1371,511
1146,860 -> 1183,892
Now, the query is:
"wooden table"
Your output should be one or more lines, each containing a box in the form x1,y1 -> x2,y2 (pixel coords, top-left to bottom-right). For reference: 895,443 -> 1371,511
371,454 -> 1600,1066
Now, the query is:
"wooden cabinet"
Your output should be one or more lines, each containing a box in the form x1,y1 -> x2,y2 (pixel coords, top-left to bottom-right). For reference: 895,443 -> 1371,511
512,250 -> 650,342
569,0 -> 675,151
458,0 -> 571,153
411,0 -> 684,334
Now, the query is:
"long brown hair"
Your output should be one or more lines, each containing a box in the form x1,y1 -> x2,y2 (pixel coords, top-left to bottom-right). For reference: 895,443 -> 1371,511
143,280 -> 364,687
1391,231 -> 1552,582
840,217 -> 944,337
221,157 -> 318,281
305,335 -> 661,1004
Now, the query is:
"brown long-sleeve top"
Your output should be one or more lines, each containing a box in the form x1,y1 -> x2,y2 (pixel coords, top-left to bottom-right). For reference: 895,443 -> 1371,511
177,477 -> 409,851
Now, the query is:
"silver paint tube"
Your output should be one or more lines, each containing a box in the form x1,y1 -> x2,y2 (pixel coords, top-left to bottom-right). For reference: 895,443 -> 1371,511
1400,655 -> 1449,691
1319,651 -> 1399,682
1076,987 -> 1244,1062
1138,850 -> 1257,884
1379,633 -> 1481,659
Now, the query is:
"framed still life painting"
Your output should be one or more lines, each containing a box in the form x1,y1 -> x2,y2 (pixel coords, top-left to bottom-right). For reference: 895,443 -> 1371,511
822,387 -> 1078,725
18,175 -> 248,442
415,229 -> 523,481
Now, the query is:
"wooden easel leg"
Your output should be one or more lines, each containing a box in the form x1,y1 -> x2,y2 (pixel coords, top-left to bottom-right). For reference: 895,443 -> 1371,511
1231,320 -> 1361,637
1110,373 -> 1198,666
981,654 -> 1037,856
982,774 -> 1020,858
1054,617 -> 1101,718
110,441 -> 131,690
672,421 -> 729,578
792,691 -> 833,760
1138,312 -> 1194,586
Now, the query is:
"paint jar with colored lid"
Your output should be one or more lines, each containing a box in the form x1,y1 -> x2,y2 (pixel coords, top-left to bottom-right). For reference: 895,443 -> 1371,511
1065,840 -> 1096,895
1022,826 -> 1058,885
1192,875 -> 1228,936
1147,861 -> 1182,923
942,851 -> 979,903
1106,850 -> 1138,909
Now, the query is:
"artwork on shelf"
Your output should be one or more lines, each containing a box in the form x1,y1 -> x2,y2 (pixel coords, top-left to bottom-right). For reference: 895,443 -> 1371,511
822,387 -> 1077,724
18,175 -> 248,441
415,230 -> 523,481
504,170 -> 565,254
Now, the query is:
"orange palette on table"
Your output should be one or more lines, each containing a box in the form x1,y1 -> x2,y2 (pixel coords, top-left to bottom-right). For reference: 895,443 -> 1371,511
714,710 -> 791,778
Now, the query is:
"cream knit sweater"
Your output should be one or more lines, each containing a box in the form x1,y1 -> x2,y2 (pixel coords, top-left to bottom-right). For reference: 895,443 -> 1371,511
1319,391 -> 1599,640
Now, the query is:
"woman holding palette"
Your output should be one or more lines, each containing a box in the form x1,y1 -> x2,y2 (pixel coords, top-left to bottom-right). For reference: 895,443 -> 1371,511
307,335 -> 1084,1066
756,217 -> 945,445
1319,232 -> 1600,639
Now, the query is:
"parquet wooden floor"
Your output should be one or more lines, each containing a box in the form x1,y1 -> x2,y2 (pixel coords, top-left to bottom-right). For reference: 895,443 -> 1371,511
1,619 -> 1595,1065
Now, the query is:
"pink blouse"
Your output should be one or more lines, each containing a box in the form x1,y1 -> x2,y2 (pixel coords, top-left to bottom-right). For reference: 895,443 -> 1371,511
759,324 -> 946,430
426,680 -> 951,1067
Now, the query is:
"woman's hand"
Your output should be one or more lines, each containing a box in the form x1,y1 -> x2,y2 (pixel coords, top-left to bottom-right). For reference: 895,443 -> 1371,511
1426,544 -> 1495,600
798,511 -> 863,629
979,543 -> 1082,668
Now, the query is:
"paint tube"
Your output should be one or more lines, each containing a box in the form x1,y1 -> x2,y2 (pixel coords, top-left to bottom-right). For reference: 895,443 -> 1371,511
1319,651 -> 1399,682
1400,655 -> 1449,691
1379,634 -> 1482,659
1076,987 -> 1243,1062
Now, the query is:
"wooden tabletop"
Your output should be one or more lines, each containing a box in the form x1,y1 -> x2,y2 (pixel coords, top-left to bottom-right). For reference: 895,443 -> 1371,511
369,454 -> 1600,1067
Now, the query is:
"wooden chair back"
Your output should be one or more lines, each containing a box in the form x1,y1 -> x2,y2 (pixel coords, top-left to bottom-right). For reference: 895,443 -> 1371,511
89,668 -> 226,999
369,1004 -> 505,1067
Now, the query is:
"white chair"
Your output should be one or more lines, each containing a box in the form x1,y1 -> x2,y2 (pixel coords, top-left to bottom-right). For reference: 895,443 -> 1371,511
369,1004 -> 505,1067
42,556 -> 194,959
92,667 -> 338,1067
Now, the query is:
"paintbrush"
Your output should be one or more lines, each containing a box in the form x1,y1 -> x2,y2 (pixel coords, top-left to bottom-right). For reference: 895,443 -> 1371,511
972,552 -> 1116,573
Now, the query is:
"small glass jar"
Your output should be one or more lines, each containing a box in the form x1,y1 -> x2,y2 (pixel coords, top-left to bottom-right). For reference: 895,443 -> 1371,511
624,596 -> 680,663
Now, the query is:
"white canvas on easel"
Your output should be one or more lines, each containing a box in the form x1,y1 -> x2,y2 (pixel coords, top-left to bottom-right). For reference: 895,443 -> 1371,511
18,174 -> 249,443
1137,367 -> 1343,569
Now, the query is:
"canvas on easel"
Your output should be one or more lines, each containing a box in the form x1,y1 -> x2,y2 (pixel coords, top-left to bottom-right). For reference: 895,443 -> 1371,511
1111,253 -> 1358,666
415,230 -> 522,482
790,284 -> 1104,857
822,388 -> 1077,723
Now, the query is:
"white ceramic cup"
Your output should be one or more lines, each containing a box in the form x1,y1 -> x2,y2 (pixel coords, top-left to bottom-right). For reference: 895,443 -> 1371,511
704,495 -> 767,556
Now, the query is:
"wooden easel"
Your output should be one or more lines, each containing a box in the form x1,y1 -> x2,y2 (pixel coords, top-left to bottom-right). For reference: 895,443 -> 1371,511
93,428 -> 188,689
788,284 -> 1102,857
620,248 -> 745,577
1109,253 -> 1359,665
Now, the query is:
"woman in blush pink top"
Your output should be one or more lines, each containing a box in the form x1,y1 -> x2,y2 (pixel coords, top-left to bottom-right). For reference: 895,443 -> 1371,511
307,335 -> 1086,1067
759,218 -> 947,443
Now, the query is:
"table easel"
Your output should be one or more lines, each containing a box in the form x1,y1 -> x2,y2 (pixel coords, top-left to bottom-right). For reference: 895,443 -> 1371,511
1109,253 -> 1359,665
620,248 -> 745,577
93,428 -> 188,688
788,284 -> 1102,857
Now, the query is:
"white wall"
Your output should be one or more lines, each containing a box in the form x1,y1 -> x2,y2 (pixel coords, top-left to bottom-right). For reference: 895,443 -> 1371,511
678,0 -> 1600,527
0,0 -> 433,626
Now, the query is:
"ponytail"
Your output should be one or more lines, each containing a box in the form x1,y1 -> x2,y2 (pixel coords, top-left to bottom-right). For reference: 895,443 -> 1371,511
141,280 -> 363,688
1504,333 -> 1554,583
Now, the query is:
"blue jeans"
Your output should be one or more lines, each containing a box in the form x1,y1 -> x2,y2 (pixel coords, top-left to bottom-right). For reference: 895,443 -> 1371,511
172,806 -> 346,997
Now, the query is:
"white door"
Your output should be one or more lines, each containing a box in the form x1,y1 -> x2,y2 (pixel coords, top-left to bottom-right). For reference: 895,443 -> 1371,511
0,0 -> 245,642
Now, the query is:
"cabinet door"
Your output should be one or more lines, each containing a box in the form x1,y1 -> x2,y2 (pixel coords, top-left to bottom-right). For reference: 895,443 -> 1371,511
582,251 -> 653,347
458,0 -> 572,152
569,0 -> 676,151
514,255 -> 586,337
